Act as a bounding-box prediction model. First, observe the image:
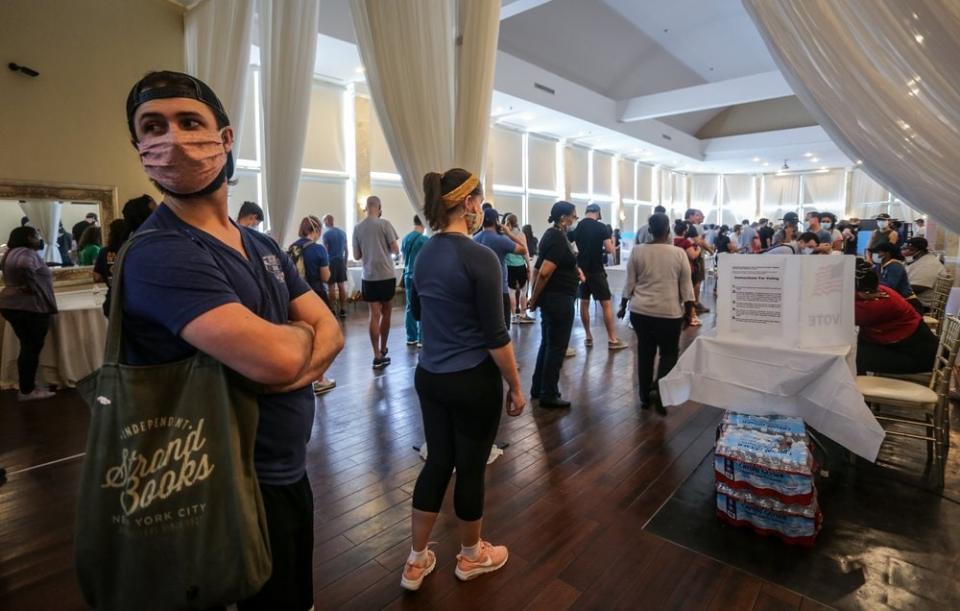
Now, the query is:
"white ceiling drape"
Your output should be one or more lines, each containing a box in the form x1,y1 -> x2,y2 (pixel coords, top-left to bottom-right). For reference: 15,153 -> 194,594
19,200 -> 63,265
184,0 -> 254,157
351,0 -> 499,212
743,0 -> 960,232
258,0 -> 320,244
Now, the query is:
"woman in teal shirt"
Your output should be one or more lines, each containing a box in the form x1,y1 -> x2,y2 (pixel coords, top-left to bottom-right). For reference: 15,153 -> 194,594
401,215 -> 429,345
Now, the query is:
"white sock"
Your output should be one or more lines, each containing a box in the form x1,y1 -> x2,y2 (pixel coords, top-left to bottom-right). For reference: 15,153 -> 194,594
460,541 -> 481,560
407,547 -> 429,565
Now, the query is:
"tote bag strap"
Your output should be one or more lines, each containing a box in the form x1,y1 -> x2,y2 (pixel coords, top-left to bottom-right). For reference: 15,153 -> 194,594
102,229 -> 184,366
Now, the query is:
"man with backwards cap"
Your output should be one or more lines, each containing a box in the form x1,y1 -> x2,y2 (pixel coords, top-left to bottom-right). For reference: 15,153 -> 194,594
122,71 -> 343,609
771,211 -> 800,247
865,212 -> 899,264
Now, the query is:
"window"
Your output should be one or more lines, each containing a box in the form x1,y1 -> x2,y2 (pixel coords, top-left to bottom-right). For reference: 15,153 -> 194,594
372,182 -> 414,231
491,192 -> 523,222
302,80 -> 346,172
528,135 -> 558,193
528,195 -> 556,237
592,152 -> 613,199
567,146 -> 589,199
490,127 -> 523,188
236,70 -> 259,163
228,169 -> 261,220
636,164 -> 654,202
370,107 -> 397,174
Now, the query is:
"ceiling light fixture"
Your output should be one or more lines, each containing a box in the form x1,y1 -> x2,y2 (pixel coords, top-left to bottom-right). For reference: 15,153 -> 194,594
520,113 -> 535,121
855,159 -> 863,165
810,157 -> 819,163
752,157 -> 761,162
914,33 -> 924,44
762,162 -> 770,167
354,66 -> 365,74
781,159 -> 790,171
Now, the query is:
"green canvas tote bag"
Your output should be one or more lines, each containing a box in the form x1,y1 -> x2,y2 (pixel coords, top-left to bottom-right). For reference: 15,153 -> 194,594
75,231 -> 272,610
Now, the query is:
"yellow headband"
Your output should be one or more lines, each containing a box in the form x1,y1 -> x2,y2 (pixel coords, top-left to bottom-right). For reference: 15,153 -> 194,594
441,174 -> 480,207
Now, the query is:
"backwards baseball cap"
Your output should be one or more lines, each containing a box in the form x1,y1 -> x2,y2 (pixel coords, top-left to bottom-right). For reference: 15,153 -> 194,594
126,71 -> 234,179
874,213 -> 893,220
781,212 -> 800,223
548,201 -> 576,224
905,236 -> 929,251
585,202 -> 602,218
482,207 -> 500,226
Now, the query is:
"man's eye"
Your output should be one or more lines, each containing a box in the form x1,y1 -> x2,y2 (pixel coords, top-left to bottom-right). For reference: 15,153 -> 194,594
182,119 -> 201,129
142,123 -> 162,134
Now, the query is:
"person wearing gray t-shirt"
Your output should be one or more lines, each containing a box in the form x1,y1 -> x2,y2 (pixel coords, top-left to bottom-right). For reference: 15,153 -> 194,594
352,196 -> 400,368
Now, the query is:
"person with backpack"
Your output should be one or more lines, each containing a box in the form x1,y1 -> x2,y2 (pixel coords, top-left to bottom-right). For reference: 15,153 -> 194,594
289,215 -> 336,395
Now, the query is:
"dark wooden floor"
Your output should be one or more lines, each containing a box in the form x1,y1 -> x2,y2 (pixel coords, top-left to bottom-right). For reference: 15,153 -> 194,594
1,275 -> 831,610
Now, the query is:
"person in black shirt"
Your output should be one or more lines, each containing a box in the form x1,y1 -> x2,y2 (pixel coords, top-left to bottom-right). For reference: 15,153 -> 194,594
528,201 -> 581,408
757,218 -> 775,250
568,203 -> 627,351
71,212 -> 99,244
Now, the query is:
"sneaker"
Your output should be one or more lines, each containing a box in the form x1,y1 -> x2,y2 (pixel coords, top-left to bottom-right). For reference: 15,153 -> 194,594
584,338 -> 594,348
565,347 -> 576,358
694,302 -> 710,314
17,388 -> 55,402
515,315 -> 535,325
401,548 -> 437,591
373,357 -> 391,369
338,309 -> 347,319
608,339 -> 629,351
312,378 -> 336,395
417,342 -> 422,349
406,340 -> 418,346
455,541 -> 509,581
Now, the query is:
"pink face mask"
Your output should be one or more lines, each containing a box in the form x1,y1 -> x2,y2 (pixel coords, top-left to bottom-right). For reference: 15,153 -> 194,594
138,129 -> 227,195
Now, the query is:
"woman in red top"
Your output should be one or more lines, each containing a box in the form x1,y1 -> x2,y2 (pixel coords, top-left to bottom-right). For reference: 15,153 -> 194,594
855,259 -> 938,375
673,220 -> 703,326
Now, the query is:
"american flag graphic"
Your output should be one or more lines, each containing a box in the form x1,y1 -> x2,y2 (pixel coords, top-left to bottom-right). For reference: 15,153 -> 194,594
812,263 -> 844,296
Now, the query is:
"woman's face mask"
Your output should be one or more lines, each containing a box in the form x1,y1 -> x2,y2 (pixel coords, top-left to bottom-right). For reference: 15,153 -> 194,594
801,247 -> 815,255
822,222 -> 832,230
877,220 -> 889,230
138,127 -> 228,196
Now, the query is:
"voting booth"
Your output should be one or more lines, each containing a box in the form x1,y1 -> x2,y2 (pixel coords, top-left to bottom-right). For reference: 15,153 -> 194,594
716,255 -> 855,350
660,255 -> 885,462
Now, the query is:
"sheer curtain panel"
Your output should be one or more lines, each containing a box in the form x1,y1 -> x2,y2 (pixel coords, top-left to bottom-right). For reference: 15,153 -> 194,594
744,0 -> 960,232
184,0 -> 254,155
761,174 -> 800,222
800,170 -> 845,217
850,169 -> 890,219
258,0 -> 320,243
690,174 -> 719,223
351,0 -> 499,213
19,200 -> 62,264
722,175 -> 756,225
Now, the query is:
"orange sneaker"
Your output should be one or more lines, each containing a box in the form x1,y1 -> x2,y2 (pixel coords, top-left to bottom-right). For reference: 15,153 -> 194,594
455,541 -> 509,581
401,548 -> 437,591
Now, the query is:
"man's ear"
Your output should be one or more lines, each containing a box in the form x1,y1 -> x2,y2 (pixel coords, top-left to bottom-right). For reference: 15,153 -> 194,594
221,126 -> 235,154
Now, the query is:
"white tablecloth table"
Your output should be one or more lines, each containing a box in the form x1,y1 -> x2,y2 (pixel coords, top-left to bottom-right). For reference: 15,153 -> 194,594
1,286 -> 108,390
658,335 -> 885,461
944,287 -> 960,316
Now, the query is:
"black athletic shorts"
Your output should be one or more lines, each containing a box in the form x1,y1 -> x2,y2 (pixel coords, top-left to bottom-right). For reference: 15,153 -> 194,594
507,264 -> 528,290
362,278 -> 396,303
577,271 -> 612,301
328,258 -> 347,284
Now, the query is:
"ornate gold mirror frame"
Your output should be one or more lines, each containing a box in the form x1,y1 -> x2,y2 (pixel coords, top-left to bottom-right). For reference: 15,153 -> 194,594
0,179 -> 119,284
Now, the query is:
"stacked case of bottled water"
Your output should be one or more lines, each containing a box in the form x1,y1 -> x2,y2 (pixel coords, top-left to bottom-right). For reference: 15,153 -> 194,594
713,412 -> 821,546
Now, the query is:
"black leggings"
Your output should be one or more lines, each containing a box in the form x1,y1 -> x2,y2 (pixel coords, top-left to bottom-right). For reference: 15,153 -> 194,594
413,358 -> 503,521
630,312 -> 683,400
857,321 -> 939,375
1,309 -> 51,394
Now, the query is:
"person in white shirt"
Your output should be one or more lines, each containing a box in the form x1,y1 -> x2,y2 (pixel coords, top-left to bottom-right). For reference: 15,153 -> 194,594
902,237 -> 945,309
915,218 -> 927,238
618,212 -> 695,415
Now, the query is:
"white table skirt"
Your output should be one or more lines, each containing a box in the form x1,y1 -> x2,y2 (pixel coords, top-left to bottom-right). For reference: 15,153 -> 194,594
658,335 -> 885,462
1,287 -> 108,390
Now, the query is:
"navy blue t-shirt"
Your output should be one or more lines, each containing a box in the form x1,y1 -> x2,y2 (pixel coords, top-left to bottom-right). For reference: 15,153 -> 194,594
321,227 -> 348,261
292,237 -> 330,296
121,204 -> 313,486
474,229 -> 516,294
